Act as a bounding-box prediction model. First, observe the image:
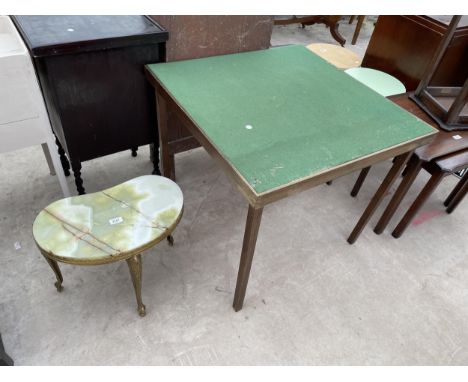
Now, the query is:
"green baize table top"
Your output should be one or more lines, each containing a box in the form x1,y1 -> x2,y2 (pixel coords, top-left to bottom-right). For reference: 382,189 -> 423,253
147,45 -> 436,194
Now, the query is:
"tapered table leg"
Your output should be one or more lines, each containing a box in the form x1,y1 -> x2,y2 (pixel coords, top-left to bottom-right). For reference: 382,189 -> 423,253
233,205 -> 263,312
42,255 -> 63,292
126,254 -> 146,317
392,172 -> 445,238
350,166 -> 371,197
347,152 -> 412,244
374,156 -> 422,234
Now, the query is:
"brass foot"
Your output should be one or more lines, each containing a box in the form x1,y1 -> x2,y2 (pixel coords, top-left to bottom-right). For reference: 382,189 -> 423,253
126,254 -> 146,317
167,235 -> 174,246
43,255 -> 64,293
54,281 -> 63,292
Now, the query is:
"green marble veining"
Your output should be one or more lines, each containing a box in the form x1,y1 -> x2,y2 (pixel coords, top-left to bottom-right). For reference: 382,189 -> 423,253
33,175 -> 183,262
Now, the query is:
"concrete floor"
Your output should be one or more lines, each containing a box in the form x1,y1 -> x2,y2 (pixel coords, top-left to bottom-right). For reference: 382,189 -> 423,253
1,18 -> 468,365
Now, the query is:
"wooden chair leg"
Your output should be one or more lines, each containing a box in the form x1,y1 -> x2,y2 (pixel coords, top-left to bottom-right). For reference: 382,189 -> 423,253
374,156 -> 422,234
446,172 -> 468,214
392,171 -> 445,238
352,16 -> 365,45
349,16 -> 356,24
350,166 -> 371,197
347,152 -> 412,244
444,171 -> 468,207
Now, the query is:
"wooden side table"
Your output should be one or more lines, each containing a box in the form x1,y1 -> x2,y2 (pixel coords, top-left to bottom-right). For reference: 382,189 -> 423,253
33,175 -> 183,316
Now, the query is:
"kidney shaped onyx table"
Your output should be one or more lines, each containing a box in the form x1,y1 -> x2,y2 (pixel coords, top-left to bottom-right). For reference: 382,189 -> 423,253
145,46 -> 437,311
12,16 -> 168,194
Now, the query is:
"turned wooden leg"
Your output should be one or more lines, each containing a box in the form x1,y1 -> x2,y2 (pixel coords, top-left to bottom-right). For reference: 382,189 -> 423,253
131,147 -> 138,157
71,160 -> 85,195
350,166 -> 371,197
233,205 -> 263,312
42,255 -> 63,292
352,16 -> 365,45
374,156 -> 423,234
445,172 -> 468,214
349,15 -> 356,24
156,92 -> 175,180
347,152 -> 412,244
150,143 -> 161,175
126,254 -> 146,317
444,171 -> 468,207
55,136 -> 70,176
392,171 -> 445,238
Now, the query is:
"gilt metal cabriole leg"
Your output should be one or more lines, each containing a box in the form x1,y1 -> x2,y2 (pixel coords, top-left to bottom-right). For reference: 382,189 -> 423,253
126,254 -> 146,317
43,255 -> 63,292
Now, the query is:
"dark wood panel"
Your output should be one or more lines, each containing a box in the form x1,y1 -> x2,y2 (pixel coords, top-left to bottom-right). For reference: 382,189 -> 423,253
148,16 -> 273,156
149,16 -> 273,62
362,16 -> 468,91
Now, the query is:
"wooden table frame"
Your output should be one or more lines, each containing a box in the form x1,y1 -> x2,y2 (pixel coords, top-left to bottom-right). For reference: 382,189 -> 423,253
146,70 -> 436,312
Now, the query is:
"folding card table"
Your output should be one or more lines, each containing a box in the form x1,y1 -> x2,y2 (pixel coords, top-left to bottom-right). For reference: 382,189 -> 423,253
145,46 -> 437,311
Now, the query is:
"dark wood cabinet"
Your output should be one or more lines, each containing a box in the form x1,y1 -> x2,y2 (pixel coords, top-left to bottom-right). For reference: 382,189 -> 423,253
12,16 -> 168,194
362,15 -> 468,91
